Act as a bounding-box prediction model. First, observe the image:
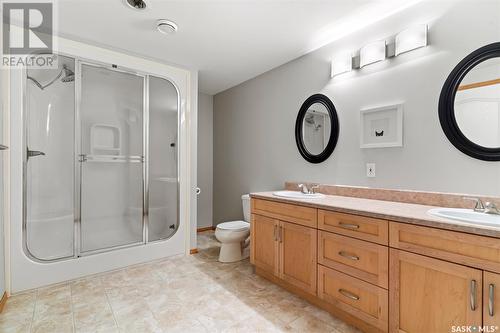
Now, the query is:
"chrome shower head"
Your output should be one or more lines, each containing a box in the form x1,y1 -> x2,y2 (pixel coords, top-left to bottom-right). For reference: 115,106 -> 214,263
27,64 -> 74,90
305,113 -> 315,125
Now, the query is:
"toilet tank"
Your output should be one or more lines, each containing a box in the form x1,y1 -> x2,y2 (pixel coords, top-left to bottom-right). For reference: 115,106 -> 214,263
241,194 -> 251,222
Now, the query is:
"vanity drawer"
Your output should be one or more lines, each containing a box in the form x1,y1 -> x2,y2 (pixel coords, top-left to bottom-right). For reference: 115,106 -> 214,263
389,222 -> 500,273
318,210 -> 388,245
318,265 -> 388,332
318,231 -> 388,289
251,198 -> 317,228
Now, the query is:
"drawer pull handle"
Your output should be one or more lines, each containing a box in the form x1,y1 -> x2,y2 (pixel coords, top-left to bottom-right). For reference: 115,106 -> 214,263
470,279 -> 477,311
338,222 -> 360,230
338,251 -> 359,261
489,283 -> 495,317
338,289 -> 360,301
273,225 -> 277,241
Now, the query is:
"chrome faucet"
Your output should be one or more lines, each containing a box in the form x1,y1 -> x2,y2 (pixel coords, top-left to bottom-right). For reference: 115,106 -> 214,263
298,184 -> 320,195
463,197 -> 485,212
484,202 -> 500,215
463,197 -> 500,215
298,184 -> 309,194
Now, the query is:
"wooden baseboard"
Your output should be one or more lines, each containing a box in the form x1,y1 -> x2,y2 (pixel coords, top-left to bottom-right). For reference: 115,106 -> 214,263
0,292 -> 7,313
197,226 -> 215,233
190,248 -> 199,254
255,267 -> 383,333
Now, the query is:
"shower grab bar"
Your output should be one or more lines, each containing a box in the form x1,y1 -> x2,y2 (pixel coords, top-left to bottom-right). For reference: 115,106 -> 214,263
81,154 -> 144,163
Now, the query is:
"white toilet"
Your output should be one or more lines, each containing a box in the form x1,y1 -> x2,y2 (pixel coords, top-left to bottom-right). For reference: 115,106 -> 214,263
215,194 -> 251,262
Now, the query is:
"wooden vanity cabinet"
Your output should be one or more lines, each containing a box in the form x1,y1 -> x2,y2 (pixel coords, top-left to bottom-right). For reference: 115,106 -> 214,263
251,197 -> 500,333
251,198 -> 388,332
250,201 -> 317,294
389,249 -> 483,333
390,221 -> 500,332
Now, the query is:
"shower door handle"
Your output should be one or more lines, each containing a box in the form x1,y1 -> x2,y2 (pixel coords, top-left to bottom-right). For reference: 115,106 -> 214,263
0,144 -> 8,150
27,148 -> 45,158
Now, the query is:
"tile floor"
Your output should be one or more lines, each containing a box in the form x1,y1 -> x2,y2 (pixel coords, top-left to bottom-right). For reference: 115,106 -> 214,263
0,231 -> 359,333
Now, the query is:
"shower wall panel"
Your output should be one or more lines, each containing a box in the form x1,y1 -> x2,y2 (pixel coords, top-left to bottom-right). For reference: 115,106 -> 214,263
25,56 -> 76,260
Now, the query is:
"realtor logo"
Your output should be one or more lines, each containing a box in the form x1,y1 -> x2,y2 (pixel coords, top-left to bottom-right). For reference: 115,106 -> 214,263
2,1 -> 56,68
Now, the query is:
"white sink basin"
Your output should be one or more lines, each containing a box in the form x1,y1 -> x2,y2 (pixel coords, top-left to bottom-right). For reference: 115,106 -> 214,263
428,208 -> 500,227
273,190 -> 325,199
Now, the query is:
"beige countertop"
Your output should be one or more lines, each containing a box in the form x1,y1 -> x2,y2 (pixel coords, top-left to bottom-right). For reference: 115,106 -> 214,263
250,191 -> 500,239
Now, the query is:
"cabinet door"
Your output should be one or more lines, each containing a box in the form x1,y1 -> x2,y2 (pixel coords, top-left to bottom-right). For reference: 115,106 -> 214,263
279,221 -> 317,294
390,249 -> 482,333
251,214 -> 279,276
484,271 -> 500,326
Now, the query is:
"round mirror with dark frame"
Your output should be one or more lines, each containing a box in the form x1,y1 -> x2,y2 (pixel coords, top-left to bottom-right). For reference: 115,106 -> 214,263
295,94 -> 339,163
439,42 -> 500,161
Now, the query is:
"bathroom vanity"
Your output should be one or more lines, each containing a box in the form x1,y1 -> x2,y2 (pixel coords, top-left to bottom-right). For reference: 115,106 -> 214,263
250,191 -> 500,333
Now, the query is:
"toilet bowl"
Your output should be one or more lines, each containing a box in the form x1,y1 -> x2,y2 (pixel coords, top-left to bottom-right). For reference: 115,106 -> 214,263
215,194 -> 251,262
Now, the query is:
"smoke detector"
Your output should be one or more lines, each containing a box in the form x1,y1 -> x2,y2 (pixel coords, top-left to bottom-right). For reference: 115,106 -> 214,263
156,19 -> 178,35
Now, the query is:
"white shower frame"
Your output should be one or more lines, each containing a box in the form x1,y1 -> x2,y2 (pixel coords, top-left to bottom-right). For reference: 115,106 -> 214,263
7,36 -> 196,293
23,58 -> 182,260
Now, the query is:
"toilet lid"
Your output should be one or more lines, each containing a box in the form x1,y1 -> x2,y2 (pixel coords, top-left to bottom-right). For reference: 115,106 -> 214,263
217,221 -> 250,231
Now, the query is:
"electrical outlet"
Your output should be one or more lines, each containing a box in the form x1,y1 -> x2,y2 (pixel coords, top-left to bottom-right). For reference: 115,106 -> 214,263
366,163 -> 376,178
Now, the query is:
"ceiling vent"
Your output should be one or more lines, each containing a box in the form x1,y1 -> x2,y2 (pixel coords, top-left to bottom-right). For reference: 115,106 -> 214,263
125,0 -> 147,10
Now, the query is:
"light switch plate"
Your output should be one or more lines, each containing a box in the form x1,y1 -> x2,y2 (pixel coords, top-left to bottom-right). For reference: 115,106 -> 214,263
366,163 -> 376,178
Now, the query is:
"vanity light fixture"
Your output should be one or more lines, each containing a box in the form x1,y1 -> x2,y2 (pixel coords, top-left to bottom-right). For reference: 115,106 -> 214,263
360,40 -> 386,67
330,24 -> 428,78
331,52 -> 353,77
395,24 -> 428,56
156,19 -> 178,35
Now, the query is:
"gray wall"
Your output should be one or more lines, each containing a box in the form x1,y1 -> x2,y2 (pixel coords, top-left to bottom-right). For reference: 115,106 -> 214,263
197,93 -> 213,228
213,0 -> 500,224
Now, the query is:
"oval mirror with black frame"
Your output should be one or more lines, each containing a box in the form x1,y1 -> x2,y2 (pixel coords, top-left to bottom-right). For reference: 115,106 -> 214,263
295,94 -> 339,163
439,42 -> 500,161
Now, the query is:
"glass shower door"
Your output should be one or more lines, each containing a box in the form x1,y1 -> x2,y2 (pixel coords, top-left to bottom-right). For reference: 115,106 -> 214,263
79,63 -> 144,253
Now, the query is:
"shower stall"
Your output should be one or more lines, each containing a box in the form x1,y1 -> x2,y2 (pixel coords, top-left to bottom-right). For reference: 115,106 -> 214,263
24,54 -> 180,261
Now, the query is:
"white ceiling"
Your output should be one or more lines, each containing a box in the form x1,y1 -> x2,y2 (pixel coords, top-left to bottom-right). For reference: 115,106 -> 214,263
55,0 -> 420,95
